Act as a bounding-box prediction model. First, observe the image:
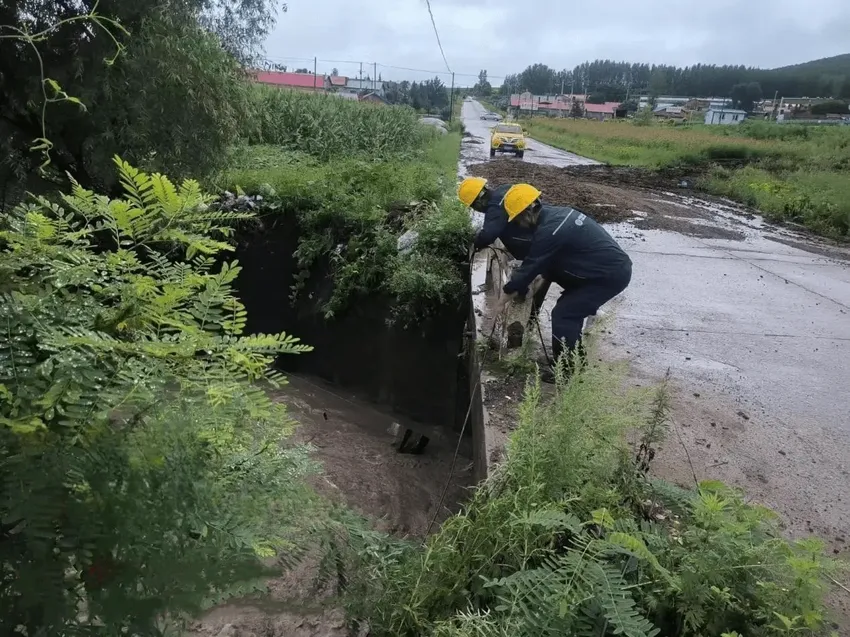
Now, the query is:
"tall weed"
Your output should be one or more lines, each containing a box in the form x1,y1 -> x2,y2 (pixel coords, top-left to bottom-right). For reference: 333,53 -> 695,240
348,348 -> 837,637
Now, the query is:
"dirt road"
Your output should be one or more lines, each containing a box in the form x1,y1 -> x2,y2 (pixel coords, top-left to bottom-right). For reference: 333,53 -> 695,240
462,104 -> 850,592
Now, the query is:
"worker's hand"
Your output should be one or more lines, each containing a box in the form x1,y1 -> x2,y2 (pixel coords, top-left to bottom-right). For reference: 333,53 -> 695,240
496,291 -> 517,314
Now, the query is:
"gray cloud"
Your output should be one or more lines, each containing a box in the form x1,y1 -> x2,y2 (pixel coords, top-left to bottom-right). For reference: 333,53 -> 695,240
264,0 -> 850,83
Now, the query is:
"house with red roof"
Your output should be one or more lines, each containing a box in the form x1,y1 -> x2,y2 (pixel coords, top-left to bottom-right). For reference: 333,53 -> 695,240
252,70 -> 329,92
508,93 -> 622,119
584,102 -> 622,121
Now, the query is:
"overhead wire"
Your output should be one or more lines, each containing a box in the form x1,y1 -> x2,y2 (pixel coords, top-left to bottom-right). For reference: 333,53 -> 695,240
259,57 -> 508,81
423,0 -> 452,74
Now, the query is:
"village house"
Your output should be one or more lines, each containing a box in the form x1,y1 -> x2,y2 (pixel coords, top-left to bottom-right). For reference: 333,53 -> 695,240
584,102 -> 621,121
358,91 -> 389,105
251,71 -> 389,104
508,93 -> 621,119
704,108 -> 748,125
640,95 -> 730,112
342,78 -> 386,97
653,105 -> 687,120
252,70 -> 328,92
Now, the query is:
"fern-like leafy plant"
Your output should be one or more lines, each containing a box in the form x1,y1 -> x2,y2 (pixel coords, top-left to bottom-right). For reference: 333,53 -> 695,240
0,158 -> 316,635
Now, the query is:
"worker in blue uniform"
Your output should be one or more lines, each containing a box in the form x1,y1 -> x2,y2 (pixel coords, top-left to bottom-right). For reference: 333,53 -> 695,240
457,177 -> 550,320
499,183 -> 632,373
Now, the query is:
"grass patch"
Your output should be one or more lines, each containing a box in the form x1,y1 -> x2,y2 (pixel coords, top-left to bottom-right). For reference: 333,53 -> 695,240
523,118 -> 850,237
345,348 -> 839,637
704,166 -> 850,236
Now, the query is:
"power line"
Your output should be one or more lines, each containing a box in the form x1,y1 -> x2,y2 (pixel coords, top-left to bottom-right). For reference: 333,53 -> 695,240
423,0 -> 452,74
377,62 -> 505,80
258,55 -> 509,82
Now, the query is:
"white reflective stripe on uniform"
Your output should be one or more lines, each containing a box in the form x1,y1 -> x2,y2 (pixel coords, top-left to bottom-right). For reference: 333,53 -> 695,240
552,209 -> 574,235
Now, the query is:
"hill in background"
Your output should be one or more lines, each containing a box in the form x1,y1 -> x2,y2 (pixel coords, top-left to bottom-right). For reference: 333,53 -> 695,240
498,53 -> 850,103
774,53 -> 850,74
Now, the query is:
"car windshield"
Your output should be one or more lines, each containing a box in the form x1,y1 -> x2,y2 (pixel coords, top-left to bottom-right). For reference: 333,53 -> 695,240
495,124 -> 522,134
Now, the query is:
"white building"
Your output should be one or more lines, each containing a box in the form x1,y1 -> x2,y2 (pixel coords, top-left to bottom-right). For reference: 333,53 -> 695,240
704,109 -> 747,125
342,78 -> 386,96
639,95 -> 730,110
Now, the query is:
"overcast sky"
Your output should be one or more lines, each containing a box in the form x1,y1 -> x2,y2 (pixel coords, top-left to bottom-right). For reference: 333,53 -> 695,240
263,0 -> 849,85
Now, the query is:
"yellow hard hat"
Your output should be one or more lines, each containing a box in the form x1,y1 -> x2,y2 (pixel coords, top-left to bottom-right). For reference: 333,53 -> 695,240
457,177 -> 487,207
504,184 -> 542,221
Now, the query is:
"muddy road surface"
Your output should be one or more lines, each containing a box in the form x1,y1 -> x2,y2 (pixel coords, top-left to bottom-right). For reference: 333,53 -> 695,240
462,114 -> 850,615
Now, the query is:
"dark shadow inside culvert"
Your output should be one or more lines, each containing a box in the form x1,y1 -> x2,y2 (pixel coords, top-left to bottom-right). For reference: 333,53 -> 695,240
233,212 -> 481,467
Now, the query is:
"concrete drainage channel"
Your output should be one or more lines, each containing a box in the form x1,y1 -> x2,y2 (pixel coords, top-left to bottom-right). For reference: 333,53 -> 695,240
232,214 -> 487,538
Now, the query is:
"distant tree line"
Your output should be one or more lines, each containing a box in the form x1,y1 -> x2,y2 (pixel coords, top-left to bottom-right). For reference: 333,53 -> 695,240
498,58 -> 850,102
383,76 -> 450,116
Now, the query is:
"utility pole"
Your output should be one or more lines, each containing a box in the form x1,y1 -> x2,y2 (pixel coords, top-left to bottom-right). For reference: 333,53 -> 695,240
449,72 -> 455,123
373,62 -> 377,91
771,90 -> 779,120
313,57 -> 317,89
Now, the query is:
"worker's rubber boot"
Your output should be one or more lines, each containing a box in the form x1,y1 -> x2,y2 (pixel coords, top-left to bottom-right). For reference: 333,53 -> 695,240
542,340 -> 587,385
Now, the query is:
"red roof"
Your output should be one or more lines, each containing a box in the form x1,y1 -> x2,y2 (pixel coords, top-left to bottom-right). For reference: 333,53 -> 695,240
329,75 -> 347,86
253,71 -> 324,88
584,102 -> 621,114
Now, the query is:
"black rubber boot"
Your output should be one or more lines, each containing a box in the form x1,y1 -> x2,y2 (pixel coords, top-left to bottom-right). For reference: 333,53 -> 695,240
543,339 -> 587,384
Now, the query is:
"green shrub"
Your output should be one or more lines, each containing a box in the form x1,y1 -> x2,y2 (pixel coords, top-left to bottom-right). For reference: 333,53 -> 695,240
224,137 -> 472,322
348,352 -> 837,637
0,158 -> 321,633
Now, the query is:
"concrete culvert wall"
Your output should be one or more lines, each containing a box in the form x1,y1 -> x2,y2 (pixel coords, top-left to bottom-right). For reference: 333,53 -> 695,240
233,212 -> 475,435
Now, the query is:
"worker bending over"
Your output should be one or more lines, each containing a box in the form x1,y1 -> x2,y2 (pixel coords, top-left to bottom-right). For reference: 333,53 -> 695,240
457,177 -> 550,320
500,184 -> 632,372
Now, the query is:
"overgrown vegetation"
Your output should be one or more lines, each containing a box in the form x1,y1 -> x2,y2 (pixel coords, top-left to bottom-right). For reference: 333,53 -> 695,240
524,118 -> 850,237
0,159 -> 323,633
245,86 -> 430,160
345,352 -> 839,637
223,97 -> 472,322
1,0 -> 281,203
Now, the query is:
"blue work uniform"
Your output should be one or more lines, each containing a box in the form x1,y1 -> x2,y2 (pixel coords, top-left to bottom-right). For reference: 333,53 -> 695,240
473,184 -> 533,259
503,205 -> 632,359
473,185 -> 550,315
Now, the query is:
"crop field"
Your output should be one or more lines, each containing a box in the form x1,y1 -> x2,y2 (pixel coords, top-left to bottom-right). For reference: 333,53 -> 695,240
526,118 -> 850,237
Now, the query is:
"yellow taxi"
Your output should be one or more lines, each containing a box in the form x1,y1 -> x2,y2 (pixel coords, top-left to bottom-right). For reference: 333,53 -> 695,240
490,122 -> 527,159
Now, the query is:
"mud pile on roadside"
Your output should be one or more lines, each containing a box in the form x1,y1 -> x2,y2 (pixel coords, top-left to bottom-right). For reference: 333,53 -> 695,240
466,160 -> 696,224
